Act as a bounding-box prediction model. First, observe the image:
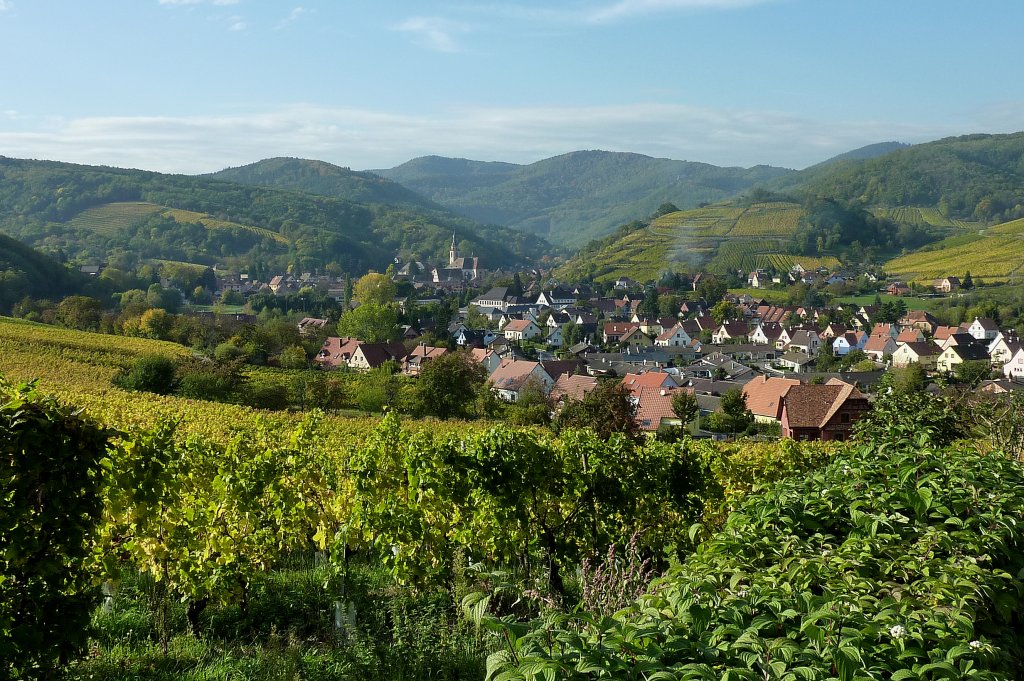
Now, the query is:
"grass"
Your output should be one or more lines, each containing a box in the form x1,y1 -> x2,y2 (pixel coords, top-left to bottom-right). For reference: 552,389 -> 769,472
835,294 -> 937,311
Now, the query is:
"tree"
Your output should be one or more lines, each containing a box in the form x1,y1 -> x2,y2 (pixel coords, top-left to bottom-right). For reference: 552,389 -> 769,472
414,351 -> 487,419
710,300 -> 737,325
112,355 -> 178,394
138,308 -> 173,340
554,380 -> 640,441
638,288 -> 660,321
336,303 -> 399,343
279,345 -> 308,370
890,362 -> 927,394
353,273 -> 397,307
55,295 -> 103,330
671,390 -> 699,425
720,388 -> 754,433
696,276 -> 727,305
962,271 -> 974,290
953,359 -> 991,388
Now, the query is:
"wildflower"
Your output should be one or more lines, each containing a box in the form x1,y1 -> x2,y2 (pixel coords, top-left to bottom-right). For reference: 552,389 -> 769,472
970,640 -> 983,650
889,624 -> 906,640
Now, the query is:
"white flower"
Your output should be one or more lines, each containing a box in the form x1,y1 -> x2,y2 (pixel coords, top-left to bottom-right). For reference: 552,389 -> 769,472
391,545 -> 400,556
736,589 -> 748,598
889,624 -> 906,640
970,640 -> 983,650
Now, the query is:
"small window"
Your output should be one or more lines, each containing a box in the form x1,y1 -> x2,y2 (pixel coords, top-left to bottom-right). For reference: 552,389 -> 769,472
841,412 -> 850,423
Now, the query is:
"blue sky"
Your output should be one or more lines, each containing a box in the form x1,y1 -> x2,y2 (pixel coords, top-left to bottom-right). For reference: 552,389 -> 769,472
1,0 -> 1022,173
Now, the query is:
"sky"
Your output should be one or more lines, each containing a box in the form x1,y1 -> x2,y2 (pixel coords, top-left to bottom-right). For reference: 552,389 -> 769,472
1,0 -> 1023,174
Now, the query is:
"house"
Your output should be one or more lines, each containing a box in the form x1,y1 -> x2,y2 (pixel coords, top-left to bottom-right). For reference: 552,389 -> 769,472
603,322 -> 641,345
781,381 -> 870,441
549,374 -> 599,405
654,323 -> 692,347
832,331 -> 867,356
886,281 -> 910,296
936,343 -> 990,373
787,329 -> 822,356
940,332 -> 980,351
891,341 -> 941,370
403,344 -> 448,375
776,351 -> 816,373
712,322 -> 748,345
621,371 -> 678,397
932,326 -> 959,344
315,336 -> 361,369
870,323 -> 899,340
348,342 -> 408,371
1003,347 -> 1024,380
297,317 -> 329,335
540,360 -> 584,383
988,333 -> 1022,365
895,328 -> 926,344
742,376 -> 801,423
863,335 -> 897,361
899,310 -> 938,334
473,287 -> 512,312
634,386 -> 687,432
502,319 -> 543,341
488,359 -> 554,402
933,277 -> 961,294
820,323 -> 847,340
619,326 -> 654,350
545,326 -> 564,347
470,348 -> 503,375
750,322 -> 784,346
967,317 -> 1000,342
536,288 -> 576,309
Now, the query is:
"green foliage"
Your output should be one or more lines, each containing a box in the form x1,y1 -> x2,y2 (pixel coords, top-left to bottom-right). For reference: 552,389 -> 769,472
554,380 -> 640,441
278,345 -> 308,370
478,408 -> 1024,680
0,376 -> 108,678
353,273 -> 397,307
414,351 -> 487,419
336,303 -> 399,343
112,355 -> 178,395
0,235 -> 84,314
954,359 -> 993,387
671,390 -> 699,424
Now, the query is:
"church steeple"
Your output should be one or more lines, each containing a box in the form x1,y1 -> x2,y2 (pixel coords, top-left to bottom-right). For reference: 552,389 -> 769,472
449,231 -> 458,266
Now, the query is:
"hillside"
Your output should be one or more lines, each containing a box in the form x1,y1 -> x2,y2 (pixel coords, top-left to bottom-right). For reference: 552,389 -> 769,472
886,216 -> 1024,284
0,156 -> 547,276
806,141 -> 910,168
555,201 -> 844,283
205,157 -> 444,212
0,234 -> 84,312
376,150 -> 794,248
778,132 -> 1024,224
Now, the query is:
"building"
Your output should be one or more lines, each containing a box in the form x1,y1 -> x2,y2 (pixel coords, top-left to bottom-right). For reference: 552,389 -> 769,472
890,341 -> 941,370
781,381 -> 870,441
933,277 -> 961,294
936,343 -> 990,373
742,376 -> 801,423
488,359 -> 555,402
502,319 -> 543,341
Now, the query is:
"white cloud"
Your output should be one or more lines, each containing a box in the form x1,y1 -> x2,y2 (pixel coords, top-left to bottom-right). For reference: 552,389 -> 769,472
227,15 -> 246,31
276,6 -> 306,29
393,16 -> 472,53
0,102 -> 1001,175
588,0 -> 776,22
0,1 -> 14,12
212,0 -> 240,5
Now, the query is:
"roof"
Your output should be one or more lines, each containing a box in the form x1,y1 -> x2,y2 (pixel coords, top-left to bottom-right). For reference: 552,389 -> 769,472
475,287 -> 510,302
541,360 -> 583,381
550,374 -> 599,402
783,383 -> 865,429
973,317 -> 1000,331
635,386 -> 687,431
896,329 -> 923,343
742,376 -> 801,419
863,335 -> 895,353
933,325 -> 958,341
503,319 -> 537,333
621,371 -> 677,397
354,342 -> 407,368
944,344 -> 990,361
789,329 -> 819,345
488,359 -> 543,392
898,341 -> 940,357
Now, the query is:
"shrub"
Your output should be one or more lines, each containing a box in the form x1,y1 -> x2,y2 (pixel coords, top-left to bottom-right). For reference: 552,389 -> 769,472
112,355 -> 178,394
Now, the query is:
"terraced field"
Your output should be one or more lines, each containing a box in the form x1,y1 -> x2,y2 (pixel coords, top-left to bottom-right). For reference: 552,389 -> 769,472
556,201 -> 812,282
885,217 -> 1024,284
67,201 -> 163,235
66,201 -> 290,245
758,254 -> 842,271
871,206 -> 978,230
161,207 -> 290,245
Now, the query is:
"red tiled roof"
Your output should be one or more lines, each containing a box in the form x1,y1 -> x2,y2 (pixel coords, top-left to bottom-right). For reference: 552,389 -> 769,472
635,386 -> 687,431
550,374 -> 599,402
621,371 -> 677,397
742,376 -> 800,420
783,383 -> 864,429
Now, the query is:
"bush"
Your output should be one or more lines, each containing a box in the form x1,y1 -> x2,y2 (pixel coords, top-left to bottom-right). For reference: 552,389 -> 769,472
175,357 -> 243,401
112,355 -> 178,394
0,376 -> 109,677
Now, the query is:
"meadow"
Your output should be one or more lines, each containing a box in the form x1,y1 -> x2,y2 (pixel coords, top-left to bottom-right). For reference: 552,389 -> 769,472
885,217 -> 1024,284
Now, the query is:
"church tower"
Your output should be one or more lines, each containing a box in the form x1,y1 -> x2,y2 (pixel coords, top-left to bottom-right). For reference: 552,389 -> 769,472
449,232 -> 458,266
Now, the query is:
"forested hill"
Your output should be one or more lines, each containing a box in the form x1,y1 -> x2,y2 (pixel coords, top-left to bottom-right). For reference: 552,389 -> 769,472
778,132 -> 1024,223
0,156 -> 547,275
375,150 -> 794,248
0,233 -> 84,311
803,141 -> 910,169
204,157 -> 443,212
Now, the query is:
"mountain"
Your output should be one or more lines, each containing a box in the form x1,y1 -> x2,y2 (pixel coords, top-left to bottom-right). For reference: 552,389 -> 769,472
0,234 -> 84,312
780,133 -> 1024,223
205,157 -> 443,212
0,156 -> 548,276
375,150 -> 795,248
805,142 -> 910,169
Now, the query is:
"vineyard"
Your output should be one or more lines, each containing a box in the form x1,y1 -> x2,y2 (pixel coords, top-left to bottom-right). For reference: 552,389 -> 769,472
872,205 -> 978,230
885,216 -> 1024,283
727,202 -> 803,236
67,201 -> 163,236
161,207 -> 290,245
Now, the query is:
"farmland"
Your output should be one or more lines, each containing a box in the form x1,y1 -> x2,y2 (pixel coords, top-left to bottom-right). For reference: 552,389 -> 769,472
161,207 -> 290,245
67,201 -> 163,236
871,205 -> 979,230
885,217 -> 1024,284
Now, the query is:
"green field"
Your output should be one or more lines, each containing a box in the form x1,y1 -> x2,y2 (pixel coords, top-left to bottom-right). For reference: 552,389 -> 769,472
885,217 -> 1024,284
871,205 -> 979,230
835,293 -> 937,311
67,201 -> 163,235
162,207 -> 290,245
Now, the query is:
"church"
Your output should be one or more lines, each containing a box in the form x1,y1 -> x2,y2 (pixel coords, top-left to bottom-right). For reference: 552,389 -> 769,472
432,233 -> 481,283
